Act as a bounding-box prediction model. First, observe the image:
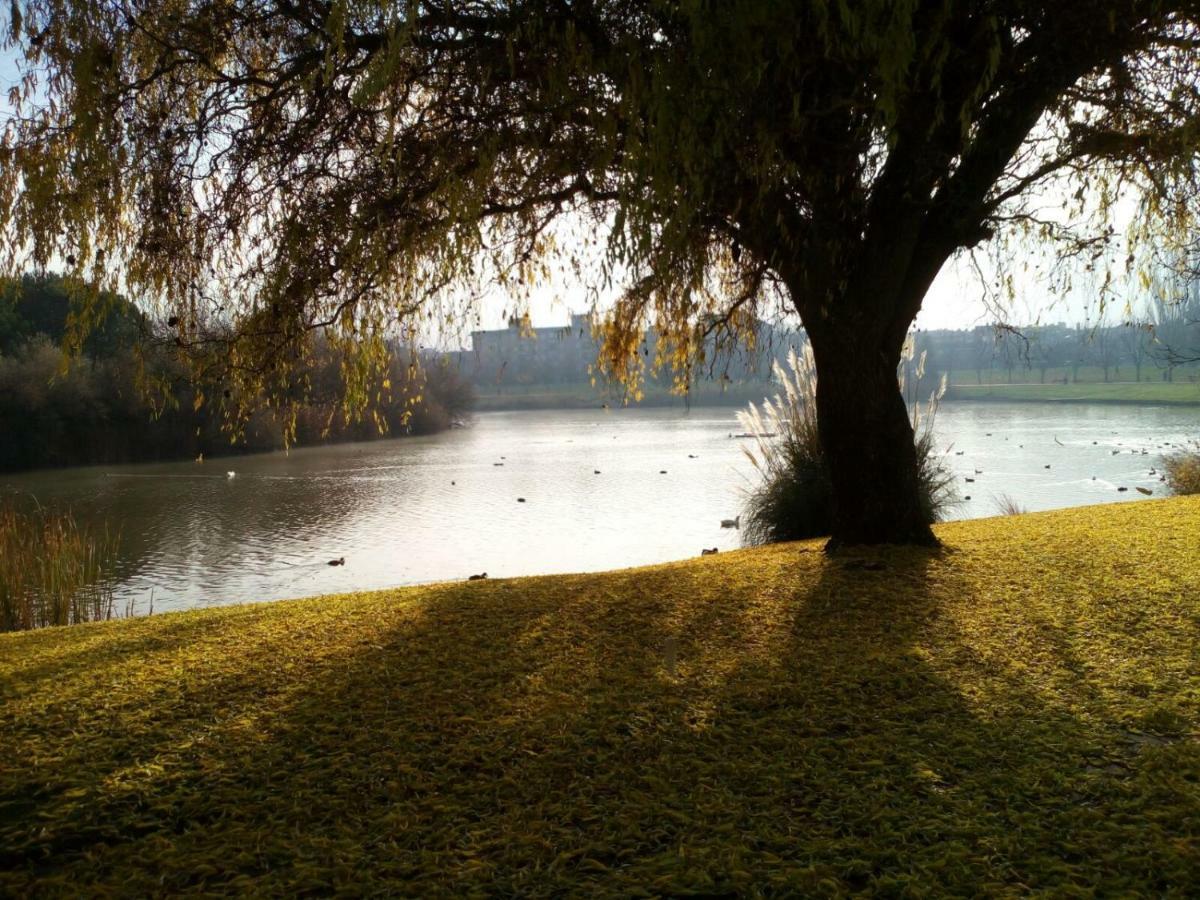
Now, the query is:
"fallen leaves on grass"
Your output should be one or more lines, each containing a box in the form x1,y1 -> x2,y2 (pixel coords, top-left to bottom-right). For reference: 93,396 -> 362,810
1,499 -> 1198,895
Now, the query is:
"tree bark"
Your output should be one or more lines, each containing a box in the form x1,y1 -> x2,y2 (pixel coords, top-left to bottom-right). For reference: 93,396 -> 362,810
807,329 -> 939,550
776,205 -> 953,549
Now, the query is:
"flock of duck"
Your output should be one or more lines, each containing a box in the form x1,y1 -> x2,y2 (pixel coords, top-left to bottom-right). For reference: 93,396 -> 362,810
950,431 -> 1176,503
459,429 -> 1180,577
220,427 -> 1181,580
463,447 -> 742,578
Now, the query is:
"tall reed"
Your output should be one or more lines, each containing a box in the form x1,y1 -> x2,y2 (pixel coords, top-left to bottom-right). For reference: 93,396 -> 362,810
993,493 -> 1028,516
0,501 -> 120,631
738,341 -> 957,546
1163,442 -> 1200,496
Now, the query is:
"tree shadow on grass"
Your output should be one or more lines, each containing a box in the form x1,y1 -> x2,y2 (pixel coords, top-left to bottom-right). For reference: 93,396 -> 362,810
2,548 -> 1197,895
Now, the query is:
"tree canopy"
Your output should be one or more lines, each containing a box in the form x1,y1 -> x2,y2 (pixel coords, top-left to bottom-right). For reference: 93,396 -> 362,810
5,1 -> 1200,544
0,272 -> 144,355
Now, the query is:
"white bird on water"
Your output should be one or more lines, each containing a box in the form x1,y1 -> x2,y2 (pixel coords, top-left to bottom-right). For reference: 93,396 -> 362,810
227,471 -> 236,479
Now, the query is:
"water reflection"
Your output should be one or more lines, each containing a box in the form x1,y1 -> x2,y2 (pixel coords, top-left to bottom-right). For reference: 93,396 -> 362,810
1,403 -> 1195,613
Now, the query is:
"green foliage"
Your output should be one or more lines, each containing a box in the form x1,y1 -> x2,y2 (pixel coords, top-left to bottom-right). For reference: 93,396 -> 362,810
0,335 -> 475,472
0,338 -> 170,470
1164,445 -> 1200,495
1,497 -> 1198,892
0,273 -> 144,357
0,500 -> 119,631
739,344 -> 956,545
0,274 -> 473,471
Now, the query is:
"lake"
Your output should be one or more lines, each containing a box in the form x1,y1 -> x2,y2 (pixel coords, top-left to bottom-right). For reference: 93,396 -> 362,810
1,402 -> 1196,614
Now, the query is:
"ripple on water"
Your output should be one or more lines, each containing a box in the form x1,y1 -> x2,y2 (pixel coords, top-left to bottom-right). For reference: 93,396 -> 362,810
1,403 -> 1195,612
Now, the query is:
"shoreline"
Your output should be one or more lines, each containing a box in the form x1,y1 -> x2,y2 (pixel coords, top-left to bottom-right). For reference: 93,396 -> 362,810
472,380 -> 1200,410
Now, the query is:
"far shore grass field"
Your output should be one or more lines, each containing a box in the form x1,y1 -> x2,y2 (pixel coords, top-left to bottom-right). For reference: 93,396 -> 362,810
473,373 -> 1200,411
946,380 -> 1200,405
2,498 -> 1199,894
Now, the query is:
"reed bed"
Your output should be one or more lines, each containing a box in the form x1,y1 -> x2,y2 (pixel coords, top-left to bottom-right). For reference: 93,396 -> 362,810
1164,442 -> 1200,496
738,342 -> 956,545
0,501 -> 120,631
993,492 -> 1029,516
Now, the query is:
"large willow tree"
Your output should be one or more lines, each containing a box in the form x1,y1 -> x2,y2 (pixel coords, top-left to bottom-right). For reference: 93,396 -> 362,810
4,1 -> 1200,546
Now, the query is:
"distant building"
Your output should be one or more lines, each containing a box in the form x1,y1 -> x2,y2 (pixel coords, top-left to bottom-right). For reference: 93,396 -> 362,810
462,313 -> 598,385
453,311 -> 804,389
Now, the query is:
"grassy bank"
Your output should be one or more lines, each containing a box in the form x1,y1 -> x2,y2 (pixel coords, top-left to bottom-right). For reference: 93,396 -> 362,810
476,377 -> 1200,411
476,378 -> 1200,411
947,380 -> 1200,405
2,499 -> 1199,895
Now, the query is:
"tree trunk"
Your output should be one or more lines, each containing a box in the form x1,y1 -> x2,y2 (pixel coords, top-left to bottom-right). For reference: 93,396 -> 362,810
808,332 -> 938,549
777,203 -> 954,548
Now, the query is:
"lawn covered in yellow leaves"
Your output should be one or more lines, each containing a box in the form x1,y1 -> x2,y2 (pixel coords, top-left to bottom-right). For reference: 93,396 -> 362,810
2,498 -> 1199,895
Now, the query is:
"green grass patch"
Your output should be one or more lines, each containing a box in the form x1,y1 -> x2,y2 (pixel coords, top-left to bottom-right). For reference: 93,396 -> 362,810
946,381 -> 1200,404
2,499 -> 1199,894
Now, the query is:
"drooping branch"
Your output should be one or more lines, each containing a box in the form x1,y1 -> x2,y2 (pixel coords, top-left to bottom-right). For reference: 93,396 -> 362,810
6,0 -> 1200,435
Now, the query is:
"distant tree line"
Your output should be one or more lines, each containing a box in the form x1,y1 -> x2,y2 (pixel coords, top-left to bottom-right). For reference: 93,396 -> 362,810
914,288 -> 1200,388
0,275 -> 474,472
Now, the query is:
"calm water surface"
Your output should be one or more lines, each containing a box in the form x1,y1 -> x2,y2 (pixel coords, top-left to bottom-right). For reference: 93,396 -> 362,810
2,403 -> 1196,614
